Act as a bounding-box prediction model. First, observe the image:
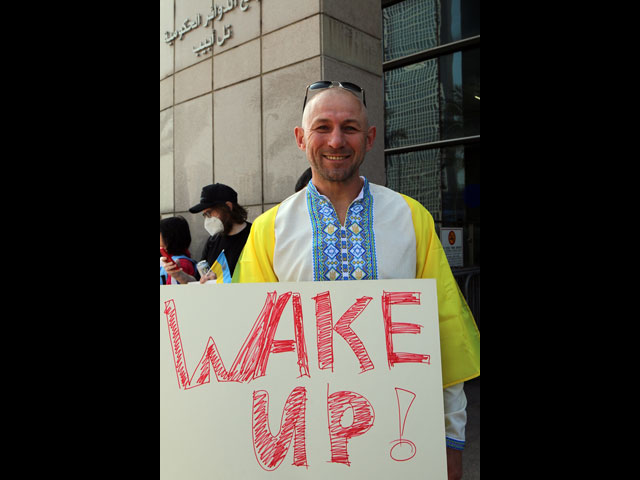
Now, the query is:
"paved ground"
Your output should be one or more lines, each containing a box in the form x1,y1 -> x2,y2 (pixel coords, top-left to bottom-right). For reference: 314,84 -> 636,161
462,376 -> 480,479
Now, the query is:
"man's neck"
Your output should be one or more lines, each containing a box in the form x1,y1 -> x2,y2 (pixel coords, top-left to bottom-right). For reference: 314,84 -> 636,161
228,221 -> 247,236
312,175 -> 364,226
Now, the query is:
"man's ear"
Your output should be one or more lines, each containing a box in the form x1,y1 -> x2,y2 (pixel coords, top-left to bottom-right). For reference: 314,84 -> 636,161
294,126 -> 306,151
225,201 -> 233,210
365,125 -> 376,152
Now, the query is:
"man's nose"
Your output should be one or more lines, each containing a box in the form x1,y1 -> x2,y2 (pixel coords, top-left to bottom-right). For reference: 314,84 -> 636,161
327,128 -> 346,149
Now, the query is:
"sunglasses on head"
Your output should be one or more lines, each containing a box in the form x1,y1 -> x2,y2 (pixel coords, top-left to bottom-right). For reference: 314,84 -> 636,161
302,81 -> 366,112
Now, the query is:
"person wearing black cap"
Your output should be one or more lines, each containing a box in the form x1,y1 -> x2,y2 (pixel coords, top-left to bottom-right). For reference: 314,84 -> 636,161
162,183 -> 252,284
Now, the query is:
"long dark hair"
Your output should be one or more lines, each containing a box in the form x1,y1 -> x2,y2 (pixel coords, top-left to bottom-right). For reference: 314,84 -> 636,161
160,216 -> 192,255
217,202 -> 247,223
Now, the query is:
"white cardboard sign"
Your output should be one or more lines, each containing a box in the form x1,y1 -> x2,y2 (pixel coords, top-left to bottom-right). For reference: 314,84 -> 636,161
160,279 -> 446,479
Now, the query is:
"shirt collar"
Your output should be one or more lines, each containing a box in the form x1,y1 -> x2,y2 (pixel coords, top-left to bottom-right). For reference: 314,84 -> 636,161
307,176 -> 369,203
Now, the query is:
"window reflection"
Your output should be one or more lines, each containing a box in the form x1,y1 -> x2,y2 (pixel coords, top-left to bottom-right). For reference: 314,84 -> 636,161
387,149 -> 443,222
384,48 -> 479,149
383,0 -> 480,62
386,144 -> 480,266
383,0 -> 439,62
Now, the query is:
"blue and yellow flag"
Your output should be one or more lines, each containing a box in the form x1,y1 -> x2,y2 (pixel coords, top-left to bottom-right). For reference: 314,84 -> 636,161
210,250 -> 232,283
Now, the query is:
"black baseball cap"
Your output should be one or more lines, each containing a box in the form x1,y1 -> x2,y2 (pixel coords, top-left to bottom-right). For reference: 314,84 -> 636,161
188,183 -> 238,213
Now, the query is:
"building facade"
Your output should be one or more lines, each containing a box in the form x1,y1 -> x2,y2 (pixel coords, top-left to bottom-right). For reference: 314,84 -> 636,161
160,0 -> 479,272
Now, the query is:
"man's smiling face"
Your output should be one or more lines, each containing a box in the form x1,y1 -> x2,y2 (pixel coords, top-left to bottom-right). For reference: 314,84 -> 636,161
295,88 -> 376,186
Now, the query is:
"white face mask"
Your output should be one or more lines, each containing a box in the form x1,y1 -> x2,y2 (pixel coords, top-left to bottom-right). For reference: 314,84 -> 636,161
204,216 -> 224,236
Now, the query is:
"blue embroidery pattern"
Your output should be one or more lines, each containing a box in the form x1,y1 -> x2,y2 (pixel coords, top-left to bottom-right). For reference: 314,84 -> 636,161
306,179 -> 377,281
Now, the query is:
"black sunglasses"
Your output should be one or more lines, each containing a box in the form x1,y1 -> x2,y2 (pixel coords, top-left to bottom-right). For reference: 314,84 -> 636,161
302,81 -> 366,112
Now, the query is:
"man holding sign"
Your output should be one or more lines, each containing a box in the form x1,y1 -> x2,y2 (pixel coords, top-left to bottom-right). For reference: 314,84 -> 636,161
232,81 -> 480,479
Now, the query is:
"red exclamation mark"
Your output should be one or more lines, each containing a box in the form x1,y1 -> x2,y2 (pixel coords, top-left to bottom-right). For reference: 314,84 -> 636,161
389,387 -> 417,461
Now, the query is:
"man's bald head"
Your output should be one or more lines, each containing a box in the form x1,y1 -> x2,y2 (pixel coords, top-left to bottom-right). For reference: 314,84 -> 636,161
301,87 -> 369,130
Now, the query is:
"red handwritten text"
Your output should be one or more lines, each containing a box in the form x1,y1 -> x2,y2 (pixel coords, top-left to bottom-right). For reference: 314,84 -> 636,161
163,291 -> 309,389
312,291 -> 374,373
327,387 -> 376,466
163,290 -> 432,470
382,291 -> 431,367
252,386 -> 308,470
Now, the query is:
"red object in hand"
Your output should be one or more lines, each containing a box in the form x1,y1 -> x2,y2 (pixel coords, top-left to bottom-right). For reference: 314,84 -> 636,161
160,247 -> 176,265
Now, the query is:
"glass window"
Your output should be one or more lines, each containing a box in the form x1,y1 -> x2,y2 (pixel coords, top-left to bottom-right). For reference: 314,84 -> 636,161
383,0 -> 439,62
386,144 -> 480,266
441,143 -> 480,266
386,149 -> 443,222
383,0 -> 480,62
384,48 -> 479,149
383,0 -> 480,268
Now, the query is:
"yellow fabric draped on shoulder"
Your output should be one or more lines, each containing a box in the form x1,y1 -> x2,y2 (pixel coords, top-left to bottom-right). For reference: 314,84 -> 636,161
231,204 -> 280,283
400,194 -> 480,388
